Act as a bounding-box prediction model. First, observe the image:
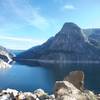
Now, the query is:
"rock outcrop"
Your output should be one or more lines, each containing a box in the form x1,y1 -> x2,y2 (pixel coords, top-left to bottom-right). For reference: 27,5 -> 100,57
0,45 -> 13,69
54,71 -> 98,100
64,71 -> 84,91
0,71 -> 100,100
54,81 -> 97,100
16,22 -> 100,63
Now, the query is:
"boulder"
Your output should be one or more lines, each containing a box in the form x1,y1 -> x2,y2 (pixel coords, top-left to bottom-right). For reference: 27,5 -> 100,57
2,88 -> 18,97
17,93 -> 26,100
24,92 -> 37,100
64,71 -> 84,91
34,89 -> 49,99
54,81 -> 97,100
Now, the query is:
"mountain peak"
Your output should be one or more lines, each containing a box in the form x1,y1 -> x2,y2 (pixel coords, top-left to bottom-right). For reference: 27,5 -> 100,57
61,22 -> 80,32
58,22 -> 86,42
50,22 -> 89,52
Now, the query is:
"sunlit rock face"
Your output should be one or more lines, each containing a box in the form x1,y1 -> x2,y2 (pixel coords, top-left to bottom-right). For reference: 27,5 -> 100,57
16,22 -> 100,62
0,46 -> 13,69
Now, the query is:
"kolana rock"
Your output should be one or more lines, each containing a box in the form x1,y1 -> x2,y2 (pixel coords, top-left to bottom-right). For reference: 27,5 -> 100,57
16,22 -> 100,63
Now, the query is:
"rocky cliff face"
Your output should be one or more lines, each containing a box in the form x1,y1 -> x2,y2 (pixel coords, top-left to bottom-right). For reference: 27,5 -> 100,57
16,22 -> 100,63
0,46 -> 13,68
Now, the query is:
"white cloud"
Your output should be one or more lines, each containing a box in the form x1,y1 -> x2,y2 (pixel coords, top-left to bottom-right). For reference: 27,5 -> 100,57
6,0 -> 50,31
0,35 -> 45,50
62,5 -> 76,10
0,36 -> 44,44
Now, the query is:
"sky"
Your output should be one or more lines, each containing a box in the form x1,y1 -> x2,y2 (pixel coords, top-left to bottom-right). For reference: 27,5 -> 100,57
0,0 -> 100,50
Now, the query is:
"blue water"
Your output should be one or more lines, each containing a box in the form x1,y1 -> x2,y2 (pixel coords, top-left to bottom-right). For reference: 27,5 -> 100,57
0,63 -> 100,93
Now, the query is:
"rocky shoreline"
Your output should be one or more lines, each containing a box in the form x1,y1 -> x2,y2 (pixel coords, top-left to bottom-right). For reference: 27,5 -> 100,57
0,88 -> 55,100
0,71 -> 100,100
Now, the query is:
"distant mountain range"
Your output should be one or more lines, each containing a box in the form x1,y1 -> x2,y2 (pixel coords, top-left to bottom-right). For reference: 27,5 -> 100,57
87,29 -> 100,48
15,22 -> 100,63
9,49 -> 24,56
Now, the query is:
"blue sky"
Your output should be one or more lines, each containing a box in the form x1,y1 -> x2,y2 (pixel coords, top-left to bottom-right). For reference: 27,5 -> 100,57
0,0 -> 100,50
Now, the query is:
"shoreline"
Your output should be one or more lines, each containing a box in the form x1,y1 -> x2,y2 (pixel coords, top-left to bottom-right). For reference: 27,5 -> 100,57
16,58 -> 100,64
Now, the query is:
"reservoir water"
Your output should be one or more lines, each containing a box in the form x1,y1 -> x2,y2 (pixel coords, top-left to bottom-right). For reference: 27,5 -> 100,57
0,62 -> 100,93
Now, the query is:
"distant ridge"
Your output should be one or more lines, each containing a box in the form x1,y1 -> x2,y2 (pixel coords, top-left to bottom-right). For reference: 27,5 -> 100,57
87,29 -> 100,48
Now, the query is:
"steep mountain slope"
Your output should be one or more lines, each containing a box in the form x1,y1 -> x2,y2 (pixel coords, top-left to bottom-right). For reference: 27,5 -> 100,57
16,23 -> 100,62
84,28 -> 100,37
